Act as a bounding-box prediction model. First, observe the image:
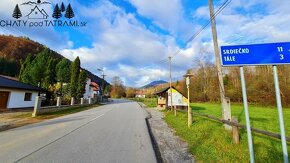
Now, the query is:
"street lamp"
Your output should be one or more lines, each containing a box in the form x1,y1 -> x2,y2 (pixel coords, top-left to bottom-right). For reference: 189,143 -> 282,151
184,73 -> 194,128
97,68 -> 106,101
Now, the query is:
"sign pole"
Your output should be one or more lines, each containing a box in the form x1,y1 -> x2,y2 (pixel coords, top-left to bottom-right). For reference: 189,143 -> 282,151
240,66 -> 255,163
186,76 -> 192,128
273,65 -> 289,163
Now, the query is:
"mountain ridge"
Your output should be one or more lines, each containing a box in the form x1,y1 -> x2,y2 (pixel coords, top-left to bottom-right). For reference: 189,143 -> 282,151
141,80 -> 168,89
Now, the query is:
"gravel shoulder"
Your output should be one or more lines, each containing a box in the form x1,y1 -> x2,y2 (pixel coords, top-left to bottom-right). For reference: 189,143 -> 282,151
145,107 -> 194,163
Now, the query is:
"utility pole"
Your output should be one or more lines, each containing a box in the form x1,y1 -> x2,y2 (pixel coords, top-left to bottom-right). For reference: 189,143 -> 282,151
184,73 -> 194,127
168,56 -> 175,116
208,0 -> 231,130
101,74 -> 106,96
98,68 -> 106,102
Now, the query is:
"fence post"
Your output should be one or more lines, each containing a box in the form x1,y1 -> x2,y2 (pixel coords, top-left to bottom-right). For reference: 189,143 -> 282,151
81,98 -> 84,105
56,97 -> 61,107
224,97 -> 232,131
71,97 -> 74,106
232,117 -> 240,144
32,96 -> 41,117
89,98 -> 92,104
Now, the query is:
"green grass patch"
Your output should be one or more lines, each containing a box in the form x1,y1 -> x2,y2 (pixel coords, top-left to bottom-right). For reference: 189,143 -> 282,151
164,103 -> 290,162
129,98 -> 157,107
191,103 -> 290,134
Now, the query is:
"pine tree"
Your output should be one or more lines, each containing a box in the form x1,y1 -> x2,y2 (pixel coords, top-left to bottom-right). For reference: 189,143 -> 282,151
19,54 -> 32,81
30,48 -> 51,87
60,2 -> 66,12
19,54 -> 34,84
43,58 -> 57,89
70,57 -> 80,98
56,58 -> 71,96
65,3 -> 74,19
12,4 -> 22,19
77,70 -> 87,98
52,4 -> 62,19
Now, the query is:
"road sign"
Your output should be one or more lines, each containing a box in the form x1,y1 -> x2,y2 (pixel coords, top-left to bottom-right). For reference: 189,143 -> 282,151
220,42 -> 290,66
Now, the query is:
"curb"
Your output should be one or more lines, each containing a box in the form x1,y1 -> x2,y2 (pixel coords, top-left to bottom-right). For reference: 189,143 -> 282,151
0,123 -> 11,132
138,102 -> 163,163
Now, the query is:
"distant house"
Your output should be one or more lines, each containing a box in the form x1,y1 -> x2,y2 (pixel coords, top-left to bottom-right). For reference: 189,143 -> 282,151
0,76 -> 44,111
83,78 -> 100,99
26,6 -> 48,19
154,86 -> 188,109
135,89 -> 146,98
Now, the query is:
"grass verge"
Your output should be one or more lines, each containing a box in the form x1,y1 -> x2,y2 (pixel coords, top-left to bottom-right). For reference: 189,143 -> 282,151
1,104 -> 100,132
129,98 -> 157,107
164,103 -> 290,162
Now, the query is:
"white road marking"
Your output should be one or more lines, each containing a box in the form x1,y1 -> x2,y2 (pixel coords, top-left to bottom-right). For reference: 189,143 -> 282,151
91,114 -> 105,121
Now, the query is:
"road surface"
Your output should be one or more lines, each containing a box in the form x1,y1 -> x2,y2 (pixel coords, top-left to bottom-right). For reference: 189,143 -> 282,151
0,99 -> 157,163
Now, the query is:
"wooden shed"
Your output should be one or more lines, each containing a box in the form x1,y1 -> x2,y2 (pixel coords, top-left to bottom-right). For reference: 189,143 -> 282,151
154,86 -> 188,109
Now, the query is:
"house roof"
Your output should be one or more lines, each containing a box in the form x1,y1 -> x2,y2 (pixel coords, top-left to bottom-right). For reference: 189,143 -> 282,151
154,86 -> 187,98
154,86 -> 169,95
0,76 -> 44,92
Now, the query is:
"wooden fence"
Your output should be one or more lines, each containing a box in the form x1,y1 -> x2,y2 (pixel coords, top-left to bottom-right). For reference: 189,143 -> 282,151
177,109 -> 290,142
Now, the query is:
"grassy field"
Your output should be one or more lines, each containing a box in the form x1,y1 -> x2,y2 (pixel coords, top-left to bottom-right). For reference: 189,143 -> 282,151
164,103 -> 290,162
129,98 -> 157,107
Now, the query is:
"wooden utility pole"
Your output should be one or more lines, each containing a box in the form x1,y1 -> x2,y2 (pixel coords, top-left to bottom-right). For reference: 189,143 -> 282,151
208,0 -> 231,130
184,74 -> 194,127
168,56 -> 175,116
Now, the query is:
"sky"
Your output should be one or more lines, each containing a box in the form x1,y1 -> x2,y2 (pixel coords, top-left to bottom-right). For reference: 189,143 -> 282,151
0,0 -> 290,87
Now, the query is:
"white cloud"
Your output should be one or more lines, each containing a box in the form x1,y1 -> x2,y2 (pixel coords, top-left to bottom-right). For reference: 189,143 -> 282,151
125,0 -> 193,38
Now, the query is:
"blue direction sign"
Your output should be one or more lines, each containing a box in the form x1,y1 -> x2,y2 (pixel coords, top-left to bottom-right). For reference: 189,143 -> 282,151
220,42 -> 290,66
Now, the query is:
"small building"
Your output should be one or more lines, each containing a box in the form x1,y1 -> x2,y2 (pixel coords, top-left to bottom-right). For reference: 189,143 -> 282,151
135,89 -> 146,98
0,76 -> 44,111
154,86 -> 188,109
83,78 -> 100,99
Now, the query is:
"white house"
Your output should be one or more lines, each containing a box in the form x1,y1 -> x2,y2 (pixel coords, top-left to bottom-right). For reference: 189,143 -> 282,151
0,76 -> 44,111
83,78 -> 100,99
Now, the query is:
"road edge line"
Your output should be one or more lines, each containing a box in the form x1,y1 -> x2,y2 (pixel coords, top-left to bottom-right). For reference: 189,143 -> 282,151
137,102 -> 163,163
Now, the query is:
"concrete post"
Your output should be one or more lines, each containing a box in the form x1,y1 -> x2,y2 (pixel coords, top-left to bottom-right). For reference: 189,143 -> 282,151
32,96 -> 41,117
81,98 -> 84,105
71,97 -> 74,106
232,117 -> 240,144
56,97 -> 61,107
89,98 -> 92,104
224,97 -> 232,130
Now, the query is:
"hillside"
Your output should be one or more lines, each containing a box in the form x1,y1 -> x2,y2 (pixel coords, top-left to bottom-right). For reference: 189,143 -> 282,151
0,35 -> 108,85
0,35 -> 61,61
141,80 -> 168,89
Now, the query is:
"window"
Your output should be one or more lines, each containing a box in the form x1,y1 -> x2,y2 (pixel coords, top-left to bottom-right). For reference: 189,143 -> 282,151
24,93 -> 32,101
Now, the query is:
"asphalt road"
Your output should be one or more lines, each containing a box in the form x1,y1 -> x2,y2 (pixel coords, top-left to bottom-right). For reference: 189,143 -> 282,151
0,99 -> 157,163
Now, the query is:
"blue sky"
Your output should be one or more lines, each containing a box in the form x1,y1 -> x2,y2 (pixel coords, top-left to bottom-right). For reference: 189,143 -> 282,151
0,0 -> 290,87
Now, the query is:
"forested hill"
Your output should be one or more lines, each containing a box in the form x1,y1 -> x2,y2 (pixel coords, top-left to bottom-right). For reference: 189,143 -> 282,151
0,35 -> 61,60
0,35 -> 108,85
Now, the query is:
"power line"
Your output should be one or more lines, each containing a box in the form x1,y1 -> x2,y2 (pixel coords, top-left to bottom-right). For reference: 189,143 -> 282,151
132,0 -> 233,72
170,0 -> 232,59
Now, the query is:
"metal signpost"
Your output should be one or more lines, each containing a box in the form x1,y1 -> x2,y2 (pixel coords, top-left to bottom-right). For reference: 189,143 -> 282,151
221,42 -> 290,163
